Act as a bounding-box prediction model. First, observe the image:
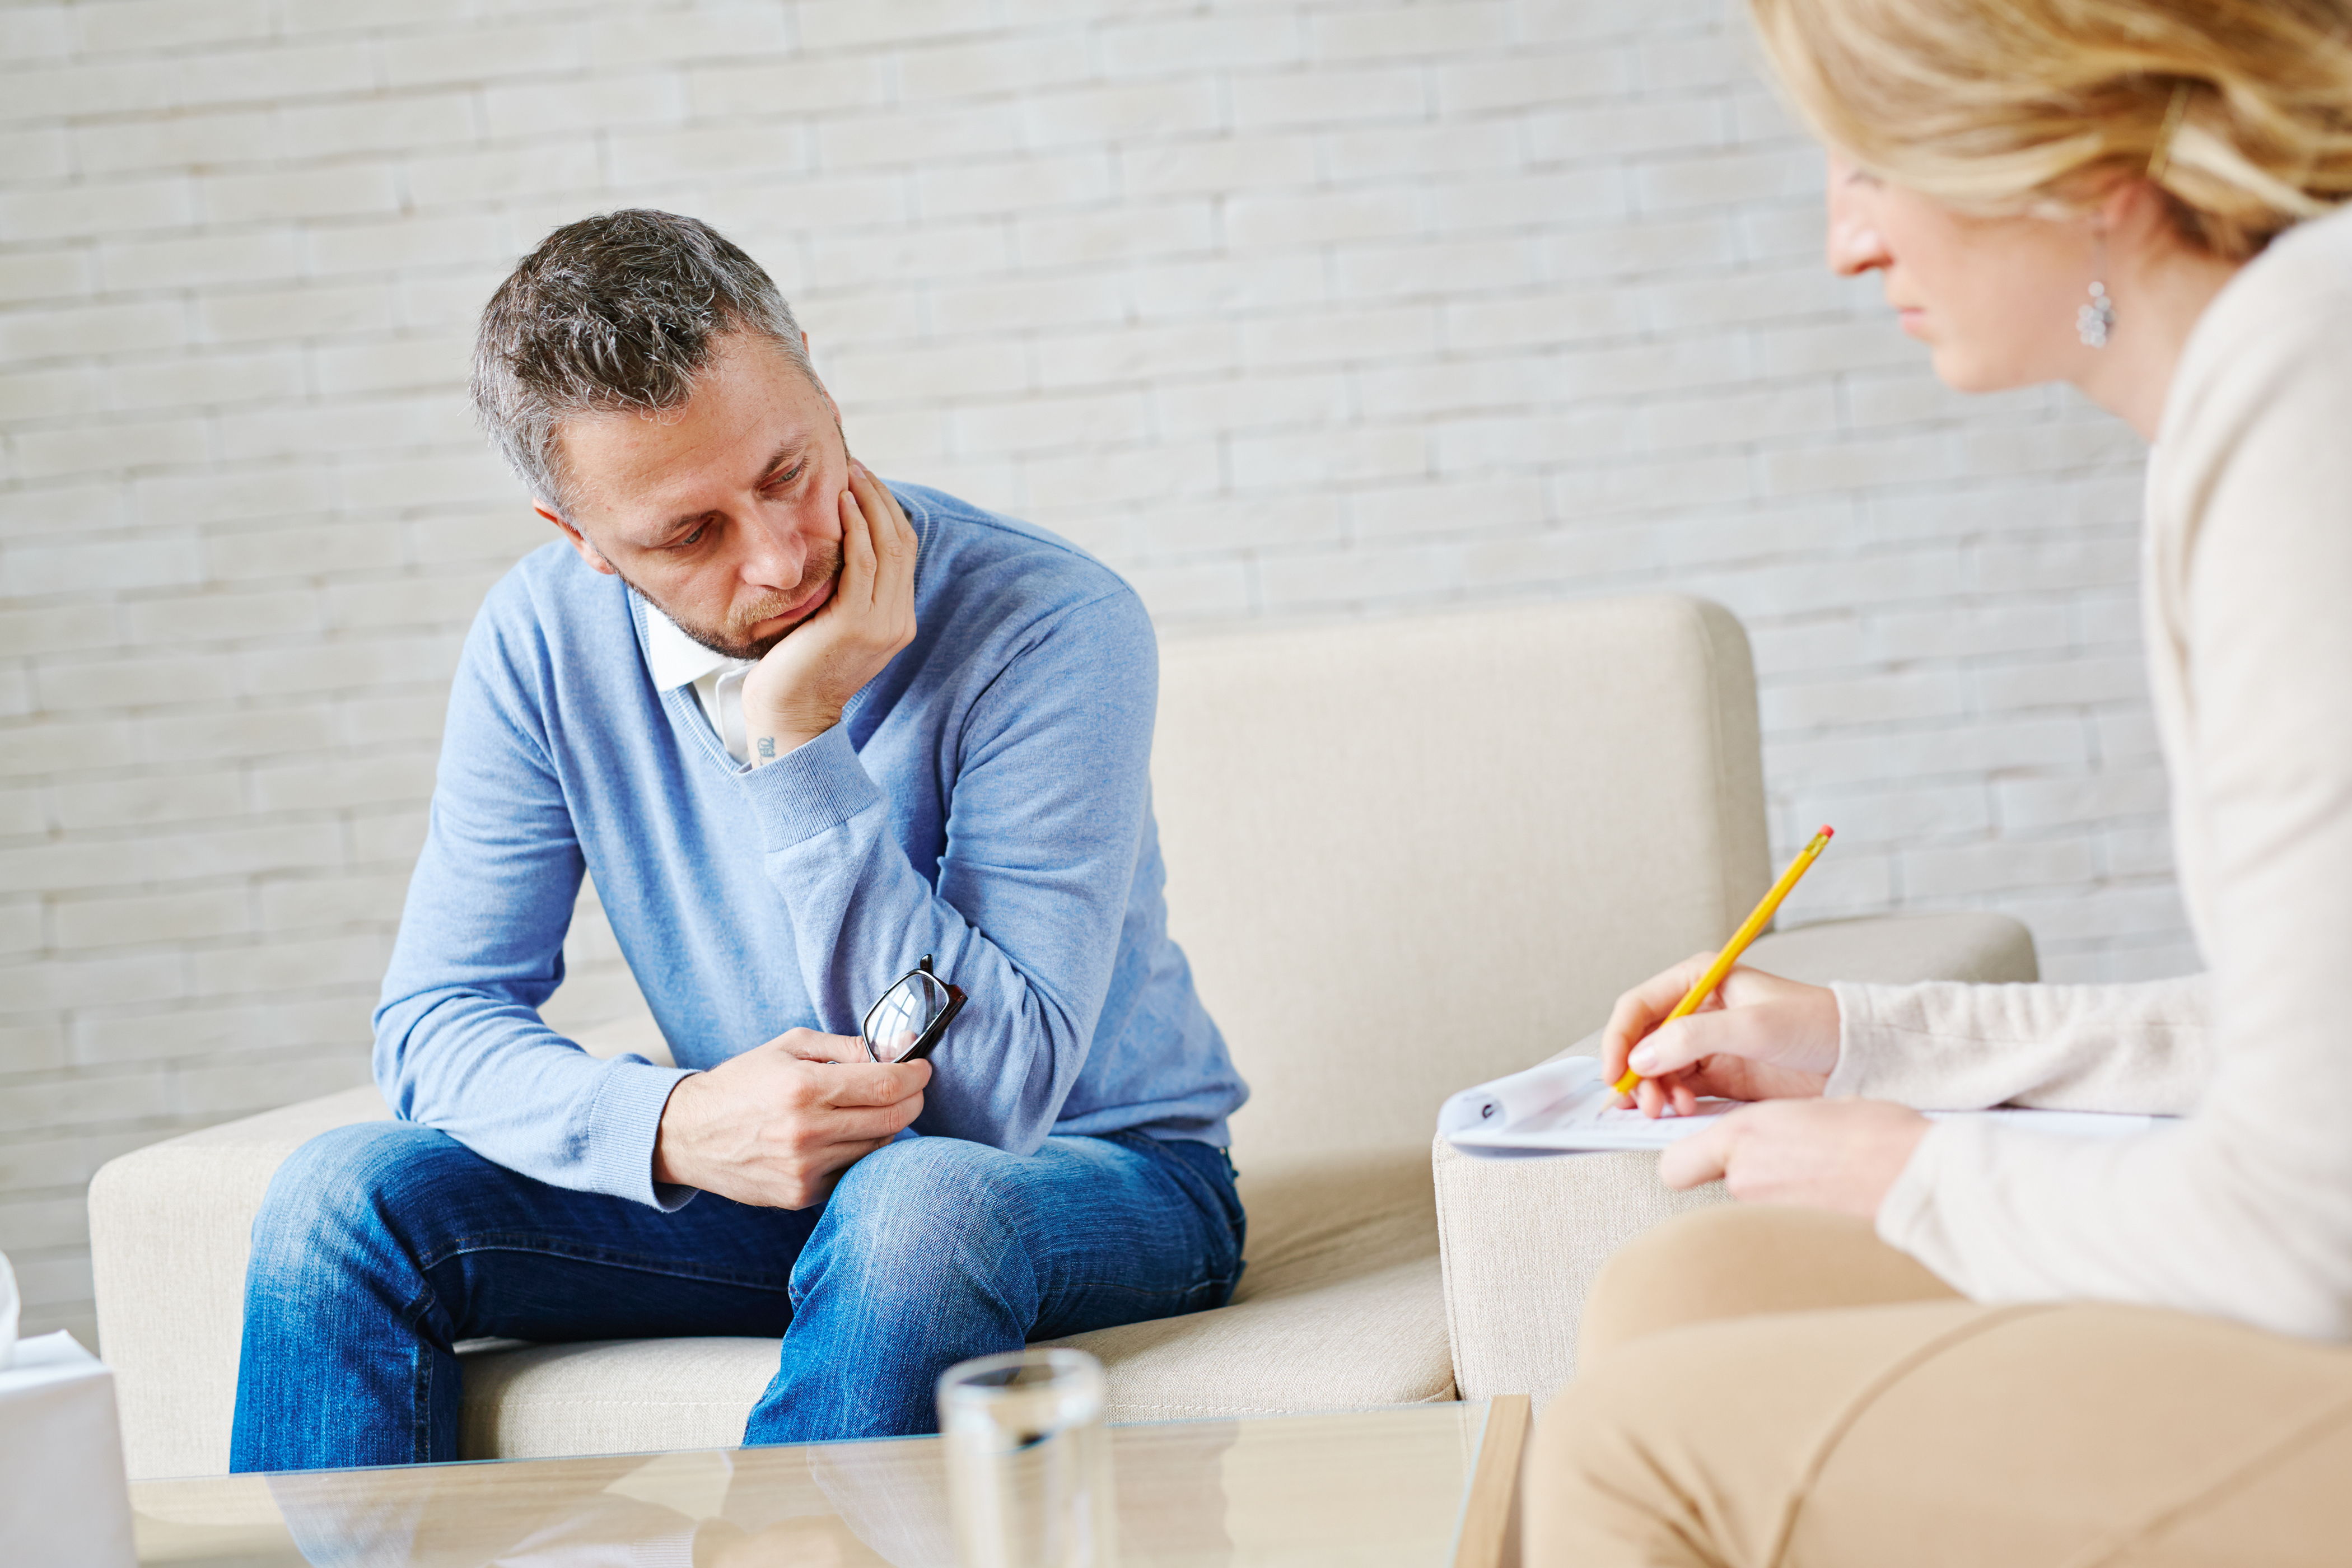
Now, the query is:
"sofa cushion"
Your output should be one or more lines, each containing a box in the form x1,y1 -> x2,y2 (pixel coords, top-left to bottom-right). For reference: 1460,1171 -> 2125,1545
459,1336 -> 776,1460
1046,1150 -> 1454,1422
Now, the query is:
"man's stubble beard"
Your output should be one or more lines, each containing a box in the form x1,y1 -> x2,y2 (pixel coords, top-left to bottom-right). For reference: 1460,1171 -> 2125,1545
621,536 -> 845,662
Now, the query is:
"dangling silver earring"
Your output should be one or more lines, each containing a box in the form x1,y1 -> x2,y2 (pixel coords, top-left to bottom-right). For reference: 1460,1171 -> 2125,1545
2077,235 -> 2115,348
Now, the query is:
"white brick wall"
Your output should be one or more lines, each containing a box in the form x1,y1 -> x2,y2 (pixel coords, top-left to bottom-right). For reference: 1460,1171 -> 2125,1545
0,0 -> 2188,1348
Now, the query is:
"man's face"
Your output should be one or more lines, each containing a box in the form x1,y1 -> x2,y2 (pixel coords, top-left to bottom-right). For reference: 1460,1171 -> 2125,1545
538,331 -> 850,661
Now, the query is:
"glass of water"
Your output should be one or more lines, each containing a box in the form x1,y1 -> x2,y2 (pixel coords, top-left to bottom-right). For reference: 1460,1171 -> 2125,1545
937,1347 -> 1118,1568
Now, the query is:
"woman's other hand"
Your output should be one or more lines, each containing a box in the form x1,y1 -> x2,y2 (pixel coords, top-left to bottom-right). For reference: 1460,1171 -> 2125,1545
1658,1099 -> 1931,1219
1602,957 -> 1842,1118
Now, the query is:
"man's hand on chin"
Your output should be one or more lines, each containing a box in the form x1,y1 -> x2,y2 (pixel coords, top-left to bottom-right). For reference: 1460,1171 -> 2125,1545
651,1028 -> 930,1210
740,461 -> 920,765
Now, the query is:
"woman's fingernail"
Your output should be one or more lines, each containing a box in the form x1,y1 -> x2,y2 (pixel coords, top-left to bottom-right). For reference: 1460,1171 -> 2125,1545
1628,1044 -> 1658,1073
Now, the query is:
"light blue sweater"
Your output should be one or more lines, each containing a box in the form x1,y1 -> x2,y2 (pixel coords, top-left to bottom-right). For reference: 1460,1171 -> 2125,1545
374,483 -> 1247,1209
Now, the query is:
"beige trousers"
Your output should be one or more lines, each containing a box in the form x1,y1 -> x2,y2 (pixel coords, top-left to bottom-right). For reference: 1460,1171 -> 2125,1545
1524,1206 -> 2352,1567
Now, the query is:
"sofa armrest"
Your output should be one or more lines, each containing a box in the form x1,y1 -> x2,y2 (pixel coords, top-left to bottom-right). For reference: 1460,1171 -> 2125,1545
88,1086 -> 393,1480
1737,909 -> 2038,988
1434,910 -> 2037,1408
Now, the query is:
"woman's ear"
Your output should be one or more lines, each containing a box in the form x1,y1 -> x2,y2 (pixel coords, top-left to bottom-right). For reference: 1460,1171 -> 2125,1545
2099,178 -> 2185,263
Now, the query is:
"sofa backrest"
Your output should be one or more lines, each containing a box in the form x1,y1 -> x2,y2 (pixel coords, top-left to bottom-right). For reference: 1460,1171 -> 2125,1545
1151,596 -> 1772,1175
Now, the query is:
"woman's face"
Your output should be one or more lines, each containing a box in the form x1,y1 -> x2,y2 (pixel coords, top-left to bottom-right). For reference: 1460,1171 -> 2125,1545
1826,153 -> 2099,393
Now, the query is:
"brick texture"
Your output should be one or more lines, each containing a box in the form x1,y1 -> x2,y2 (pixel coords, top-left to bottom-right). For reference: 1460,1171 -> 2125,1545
0,0 -> 2187,1349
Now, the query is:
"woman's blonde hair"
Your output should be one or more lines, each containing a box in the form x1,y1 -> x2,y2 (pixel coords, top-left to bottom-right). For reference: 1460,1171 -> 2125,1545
1749,0 -> 2352,259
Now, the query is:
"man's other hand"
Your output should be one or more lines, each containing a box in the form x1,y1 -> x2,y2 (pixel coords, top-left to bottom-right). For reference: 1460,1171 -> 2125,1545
741,462 -> 919,764
651,1028 -> 928,1209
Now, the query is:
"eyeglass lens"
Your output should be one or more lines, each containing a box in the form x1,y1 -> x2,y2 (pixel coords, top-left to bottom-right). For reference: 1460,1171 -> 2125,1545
865,970 -> 951,1063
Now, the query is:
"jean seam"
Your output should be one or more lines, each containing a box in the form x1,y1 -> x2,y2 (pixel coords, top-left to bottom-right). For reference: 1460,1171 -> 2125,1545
1137,1134 -> 1248,1302
1056,1273 -> 1238,1300
399,1285 -> 438,1464
1116,1132 -> 1247,1248
1049,1138 -> 1243,1310
418,1233 -> 796,1294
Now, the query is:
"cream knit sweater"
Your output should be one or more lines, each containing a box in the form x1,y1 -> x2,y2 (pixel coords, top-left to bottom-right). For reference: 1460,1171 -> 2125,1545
1830,204 -> 2352,1340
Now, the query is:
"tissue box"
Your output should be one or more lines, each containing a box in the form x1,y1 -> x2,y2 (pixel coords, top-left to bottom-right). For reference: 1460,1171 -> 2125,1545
0,1332 -> 137,1568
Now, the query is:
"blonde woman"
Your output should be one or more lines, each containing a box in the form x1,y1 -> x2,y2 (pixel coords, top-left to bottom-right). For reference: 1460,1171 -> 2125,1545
1528,1 -> 2352,1561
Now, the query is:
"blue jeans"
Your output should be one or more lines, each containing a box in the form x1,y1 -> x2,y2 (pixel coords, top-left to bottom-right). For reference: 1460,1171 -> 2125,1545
228,1122 -> 1245,1472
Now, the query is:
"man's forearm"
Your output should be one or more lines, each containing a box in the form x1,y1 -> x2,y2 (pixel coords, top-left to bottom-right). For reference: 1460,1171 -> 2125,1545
376,981 -> 695,1208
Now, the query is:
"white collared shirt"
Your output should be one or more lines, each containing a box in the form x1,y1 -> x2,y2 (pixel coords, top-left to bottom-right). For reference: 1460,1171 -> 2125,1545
641,601 -> 756,764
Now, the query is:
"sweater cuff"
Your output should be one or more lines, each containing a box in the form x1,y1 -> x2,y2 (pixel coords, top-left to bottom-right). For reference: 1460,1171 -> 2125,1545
736,723 -> 885,852
586,1059 -> 700,1212
1826,980 -> 1911,1100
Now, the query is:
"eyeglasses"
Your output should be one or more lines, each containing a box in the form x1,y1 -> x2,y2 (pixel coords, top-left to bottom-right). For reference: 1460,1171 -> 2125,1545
861,954 -> 968,1065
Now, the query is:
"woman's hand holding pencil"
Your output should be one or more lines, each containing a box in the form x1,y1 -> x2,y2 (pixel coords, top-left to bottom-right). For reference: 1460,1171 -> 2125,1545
1601,960 -> 1841,1118
1604,825 -> 1844,1119
1598,825 -> 1935,1215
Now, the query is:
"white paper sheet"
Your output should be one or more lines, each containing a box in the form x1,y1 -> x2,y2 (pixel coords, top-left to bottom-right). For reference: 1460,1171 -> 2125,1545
1440,1056 -> 2164,1155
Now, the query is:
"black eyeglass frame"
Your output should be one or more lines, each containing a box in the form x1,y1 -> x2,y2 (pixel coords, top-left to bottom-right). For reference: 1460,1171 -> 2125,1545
861,954 -> 968,1065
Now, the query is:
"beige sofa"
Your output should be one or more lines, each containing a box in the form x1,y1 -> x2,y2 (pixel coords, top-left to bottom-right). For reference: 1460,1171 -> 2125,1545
90,595 -> 2033,1477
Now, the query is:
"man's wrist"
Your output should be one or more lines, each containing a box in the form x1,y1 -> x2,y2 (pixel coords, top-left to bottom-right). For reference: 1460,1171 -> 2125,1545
746,711 -> 837,767
651,1071 -> 705,1188
749,731 -> 820,766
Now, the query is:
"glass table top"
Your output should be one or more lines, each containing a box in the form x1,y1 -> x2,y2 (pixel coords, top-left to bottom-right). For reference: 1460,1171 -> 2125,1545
130,1399 -> 1514,1567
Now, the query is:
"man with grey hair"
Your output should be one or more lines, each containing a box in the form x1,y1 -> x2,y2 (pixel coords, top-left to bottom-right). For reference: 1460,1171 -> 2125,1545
227,209 -> 1249,1469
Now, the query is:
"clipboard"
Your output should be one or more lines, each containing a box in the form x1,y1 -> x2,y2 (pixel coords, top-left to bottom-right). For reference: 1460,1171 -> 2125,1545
1440,1055 -> 2165,1158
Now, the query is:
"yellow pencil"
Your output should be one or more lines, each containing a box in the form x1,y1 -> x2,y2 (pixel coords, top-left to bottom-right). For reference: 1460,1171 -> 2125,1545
1612,825 -> 1836,1095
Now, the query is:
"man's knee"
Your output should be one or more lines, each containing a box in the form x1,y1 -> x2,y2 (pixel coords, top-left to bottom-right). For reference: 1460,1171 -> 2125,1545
249,1120 -> 477,1280
825,1137 -> 1030,1238
808,1138 -> 1034,1295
